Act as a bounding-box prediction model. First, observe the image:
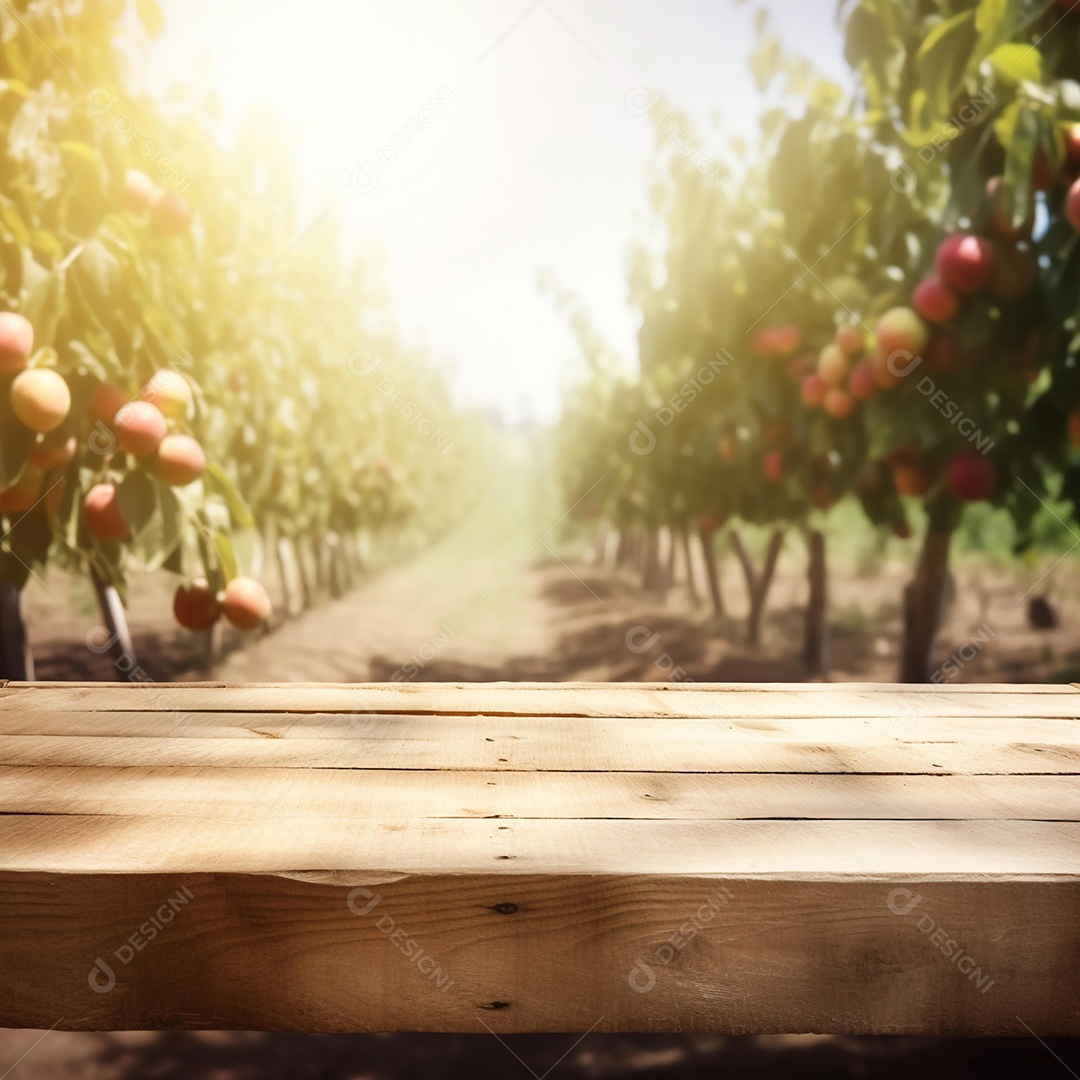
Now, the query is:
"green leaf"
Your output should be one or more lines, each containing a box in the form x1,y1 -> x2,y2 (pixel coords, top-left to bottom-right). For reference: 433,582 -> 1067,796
204,462 -> 255,528
145,482 -> 182,571
987,42 -> 1043,87
915,10 -> 976,118
1000,101 -> 1039,227
162,542 -> 183,575
74,239 -> 122,307
117,471 -> 158,535
972,0 -> 1018,69
214,529 -> 237,582
20,256 -> 63,348
65,340 -> 107,381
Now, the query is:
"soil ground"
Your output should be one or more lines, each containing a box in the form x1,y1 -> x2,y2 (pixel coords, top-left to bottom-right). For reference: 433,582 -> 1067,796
4,450 -> 1080,1077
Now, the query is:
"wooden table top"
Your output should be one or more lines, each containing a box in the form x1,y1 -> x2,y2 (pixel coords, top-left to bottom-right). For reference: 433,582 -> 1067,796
0,680 -> 1077,1035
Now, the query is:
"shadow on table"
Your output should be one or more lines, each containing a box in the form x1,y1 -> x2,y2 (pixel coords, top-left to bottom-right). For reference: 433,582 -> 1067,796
9,1031 -> 1077,1080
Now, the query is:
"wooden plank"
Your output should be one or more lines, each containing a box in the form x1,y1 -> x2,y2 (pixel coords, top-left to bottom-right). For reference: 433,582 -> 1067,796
9,679 -> 1078,691
1,872 -> 1077,1034
0,730 -> 1076,773
0,681 -> 1076,1035
2,708 -> 1080,743
1,815 -> 1078,877
1,767 -> 1078,821
1,682 -> 1078,718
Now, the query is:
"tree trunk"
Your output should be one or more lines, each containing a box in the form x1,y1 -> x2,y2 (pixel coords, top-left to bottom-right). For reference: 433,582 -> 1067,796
615,529 -> 631,569
680,528 -> 699,603
634,530 -> 648,578
202,619 -> 223,673
275,537 -> 296,618
749,528 -> 784,647
294,539 -> 313,610
0,581 -> 33,680
900,525 -> 955,682
803,528 -> 829,678
664,527 -> 677,589
327,533 -> 344,598
642,530 -> 664,593
698,525 -> 723,616
592,522 -> 608,566
312,535 -> 326,594
731,527 -> 784,646
91,569 -> 135,669
355,530 -> 369,575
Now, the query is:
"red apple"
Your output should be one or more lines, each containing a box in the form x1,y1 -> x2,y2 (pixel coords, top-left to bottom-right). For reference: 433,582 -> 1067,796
28,433 -> 76,470
835,325 -> 863,356
849,361 -> 875,400
913,277 -> 959,324
154,434 -> 206,487
113,401 -> 167,458
771,326 -> 800,356
762,450 -> 783,484
84,482 -> 130,540
1066,176 -> 1080,232
87,383 -> 127,426
1066,123 -> 1080,172
936,234 -> 996,293
753,325 -> 800,357
173,578 -> 220,631
10,369 -> 70,433
946,452 -> 998,501
121,168 -> 157,213
801,373 -> 827,407
141,370 -> 193,419
223,576 -> 272,630
0,467 -> 43,514
875,307 -> 929,358
823,387 -> 854,418
893,464 -> 931,497
817,344 -> 848,386
150,190 -> 192,236
0,312 -> 33,374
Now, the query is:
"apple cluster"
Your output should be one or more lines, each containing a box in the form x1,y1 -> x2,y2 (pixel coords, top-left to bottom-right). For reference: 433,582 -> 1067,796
0,307 -> 271,634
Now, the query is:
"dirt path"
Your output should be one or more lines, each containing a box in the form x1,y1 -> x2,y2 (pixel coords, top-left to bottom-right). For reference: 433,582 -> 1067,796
23,480 -> 1080,688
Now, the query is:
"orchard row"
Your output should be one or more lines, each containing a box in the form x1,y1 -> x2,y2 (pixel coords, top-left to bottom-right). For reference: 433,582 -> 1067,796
557,0 -> 1080,680
0,1 -> 470,670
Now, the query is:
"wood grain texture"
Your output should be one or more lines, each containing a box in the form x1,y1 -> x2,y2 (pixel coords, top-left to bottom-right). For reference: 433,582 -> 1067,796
0,681 -> 1077,1035
3,767 -> 1077,820
2,682 -> 1078,717
2,873 -> 1077,1035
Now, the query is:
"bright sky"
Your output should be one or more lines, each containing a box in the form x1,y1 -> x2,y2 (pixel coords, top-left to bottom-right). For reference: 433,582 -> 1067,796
145,0 -> 846,425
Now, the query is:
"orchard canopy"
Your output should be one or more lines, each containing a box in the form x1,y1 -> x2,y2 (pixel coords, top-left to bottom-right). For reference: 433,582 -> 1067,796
0,0 -> 472,658
556,0 -> 1080,680
5,0 -> 1080,684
